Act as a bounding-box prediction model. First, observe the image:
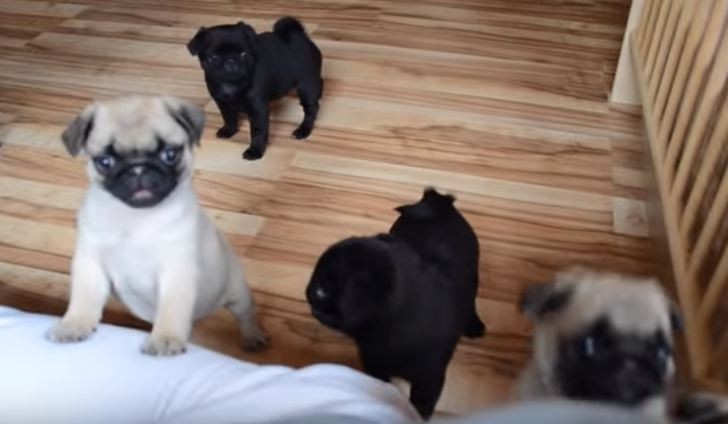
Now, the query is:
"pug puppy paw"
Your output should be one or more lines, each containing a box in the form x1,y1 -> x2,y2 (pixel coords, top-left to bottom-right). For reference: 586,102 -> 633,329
242,147 -> 263,161
292,124 -> 312,140
141,335 -> 187,356
216,126 -> 238,139
242,330 -> 270,352
47,319 -> 97,343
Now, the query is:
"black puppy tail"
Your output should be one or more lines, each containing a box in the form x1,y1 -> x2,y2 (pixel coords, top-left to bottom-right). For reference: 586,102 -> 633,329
395,187 -> 455,218
422,187 -> 455,205
274,16 -> 307,42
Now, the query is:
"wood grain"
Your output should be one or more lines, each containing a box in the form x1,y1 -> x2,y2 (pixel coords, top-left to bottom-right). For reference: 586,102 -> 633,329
0,0 -> 651,414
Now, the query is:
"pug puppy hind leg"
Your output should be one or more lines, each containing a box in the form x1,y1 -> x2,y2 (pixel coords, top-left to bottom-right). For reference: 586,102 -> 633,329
48,252 -> 110,342
141,259 -> 197,356
292,77 -> 322,140
464,273 -> 486,338
224,266 -> 269,352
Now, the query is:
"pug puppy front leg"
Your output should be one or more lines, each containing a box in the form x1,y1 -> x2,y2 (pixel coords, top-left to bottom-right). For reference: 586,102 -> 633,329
48,252 -> 110,342
141,261 -> 197,356
214,99 -> 239,139
242,99 -> 269,161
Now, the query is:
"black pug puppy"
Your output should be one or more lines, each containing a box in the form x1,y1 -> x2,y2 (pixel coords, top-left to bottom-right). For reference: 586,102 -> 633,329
187,17 -> 323,160
306,188 -> 486,419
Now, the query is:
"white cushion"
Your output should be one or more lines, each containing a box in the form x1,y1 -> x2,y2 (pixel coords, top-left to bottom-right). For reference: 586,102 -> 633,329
0,306 -> 419,424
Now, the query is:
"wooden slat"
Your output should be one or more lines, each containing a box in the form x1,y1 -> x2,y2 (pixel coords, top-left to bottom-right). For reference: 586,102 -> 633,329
658,0 -> 714,169
637,0 -> 657,47
644,0 -> 672,80
680,96 -> 728,240
689,165 -> 728,278
654,0 -> 696,127
630,31 -> 710,378
664,0 -> 726,186
698,243 -> 728,328
712,332 -> 728,377
640,0 -> 664,58
648,0 -> 683,96
671,28 -> 728,202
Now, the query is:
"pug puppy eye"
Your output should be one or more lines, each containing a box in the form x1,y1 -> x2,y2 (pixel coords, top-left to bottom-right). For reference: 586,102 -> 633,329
160,147 -> 180,165
655,344 -> 672,362
94,154 -> 115,171
206,54 -> 220,63
239,52 -> 247,59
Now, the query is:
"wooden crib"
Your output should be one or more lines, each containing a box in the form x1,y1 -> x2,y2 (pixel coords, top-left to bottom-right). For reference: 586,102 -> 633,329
630,0 -> 728,390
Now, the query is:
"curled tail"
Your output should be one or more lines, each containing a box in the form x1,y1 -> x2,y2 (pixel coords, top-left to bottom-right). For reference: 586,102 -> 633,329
273,16 -> 307,42
395,187 -> 456,219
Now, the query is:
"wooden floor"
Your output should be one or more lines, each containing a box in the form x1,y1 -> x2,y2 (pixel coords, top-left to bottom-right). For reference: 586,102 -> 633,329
0,0 -> 653,415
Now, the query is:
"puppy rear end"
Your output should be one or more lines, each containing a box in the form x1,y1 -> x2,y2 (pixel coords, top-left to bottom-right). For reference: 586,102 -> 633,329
391,187 -> 486,338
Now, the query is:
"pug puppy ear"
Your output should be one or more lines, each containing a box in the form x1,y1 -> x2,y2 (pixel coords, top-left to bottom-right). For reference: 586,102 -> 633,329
236,21 -> 258,51
162,97 -> 206,146
61,104 -> 96,157
520,283 -> 573,321
187,27 -> 206,56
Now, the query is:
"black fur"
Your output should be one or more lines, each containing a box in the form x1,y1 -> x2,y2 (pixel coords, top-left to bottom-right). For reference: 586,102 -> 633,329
187,17 -> 323,160
555,317 -> 673,407
306,188 -> 485,419
390,187 -> 485,338
94,141 -> 184,208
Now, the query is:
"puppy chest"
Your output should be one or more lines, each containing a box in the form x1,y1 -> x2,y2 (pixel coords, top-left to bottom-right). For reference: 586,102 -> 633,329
103,250 -> 161,322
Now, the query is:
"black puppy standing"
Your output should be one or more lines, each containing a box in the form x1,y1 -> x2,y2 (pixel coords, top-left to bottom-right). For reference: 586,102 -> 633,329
187,17 -> 323,160
306,188 -> 486,419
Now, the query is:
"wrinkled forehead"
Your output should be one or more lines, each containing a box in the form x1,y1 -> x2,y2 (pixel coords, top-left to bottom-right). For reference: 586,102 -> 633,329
558,281 -> 672,337
205,26 -> 245,46
85,100 -> 187,155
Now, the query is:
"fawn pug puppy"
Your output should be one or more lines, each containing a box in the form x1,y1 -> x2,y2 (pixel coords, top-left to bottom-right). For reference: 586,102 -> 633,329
306,188 -> 485,419
517,267 -> 682,419
187,17 -> 323,160
48,96 -> 268,355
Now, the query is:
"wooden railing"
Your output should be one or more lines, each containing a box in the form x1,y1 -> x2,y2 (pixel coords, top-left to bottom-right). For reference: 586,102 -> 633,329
631,0 -> 728,389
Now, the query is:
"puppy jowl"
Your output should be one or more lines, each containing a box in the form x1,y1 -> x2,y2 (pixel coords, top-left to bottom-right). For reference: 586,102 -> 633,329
188,17 -> 324,160
49,96 -> 269,356
306,188 -> 486,419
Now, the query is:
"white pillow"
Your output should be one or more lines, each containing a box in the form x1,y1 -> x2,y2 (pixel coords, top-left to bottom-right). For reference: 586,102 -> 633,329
0,306 -> 419,424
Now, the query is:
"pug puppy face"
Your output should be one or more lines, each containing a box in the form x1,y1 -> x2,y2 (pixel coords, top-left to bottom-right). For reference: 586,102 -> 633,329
521,267 -> 682,408
306,236 -> 397,334
61,96 -> 205,208
187,22 -> 257,86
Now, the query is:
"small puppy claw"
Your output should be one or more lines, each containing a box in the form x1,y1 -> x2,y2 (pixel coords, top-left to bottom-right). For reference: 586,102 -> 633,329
47,320 -> 96,343
242,332 -> 270,352
242,147 -> 263,161
292,125 -> 312,140
216,126 -> 238,139
141,335 -> 187,356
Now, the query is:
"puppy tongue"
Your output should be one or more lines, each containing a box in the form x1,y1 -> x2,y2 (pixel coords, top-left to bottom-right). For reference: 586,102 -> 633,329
132,189 -> 153,200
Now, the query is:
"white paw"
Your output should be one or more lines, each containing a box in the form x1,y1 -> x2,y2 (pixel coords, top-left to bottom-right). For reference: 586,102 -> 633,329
141,335 -> 187,356
242,330 -> 270,352
47,319 -> 96,343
